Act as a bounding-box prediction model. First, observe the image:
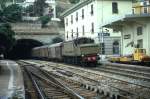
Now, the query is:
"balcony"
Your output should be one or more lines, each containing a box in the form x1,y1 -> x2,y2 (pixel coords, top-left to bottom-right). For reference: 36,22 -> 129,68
133,3 -> 150,14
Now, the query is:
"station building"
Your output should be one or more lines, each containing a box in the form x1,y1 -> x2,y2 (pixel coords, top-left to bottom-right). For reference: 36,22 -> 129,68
61,0 -> 133,55
102,1 -> 150,55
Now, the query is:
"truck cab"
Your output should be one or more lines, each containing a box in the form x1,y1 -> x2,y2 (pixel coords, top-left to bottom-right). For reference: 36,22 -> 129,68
133,48 -> 146,61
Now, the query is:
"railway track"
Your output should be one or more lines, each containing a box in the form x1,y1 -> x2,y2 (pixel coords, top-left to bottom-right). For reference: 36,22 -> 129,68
20,62 -> 38,99
20,60 -> 150,99
18,61 -> 99,99
93,64 -> 150,81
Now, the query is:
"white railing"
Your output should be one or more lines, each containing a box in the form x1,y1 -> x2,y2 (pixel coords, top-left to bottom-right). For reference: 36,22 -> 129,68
22,16 -> 39,21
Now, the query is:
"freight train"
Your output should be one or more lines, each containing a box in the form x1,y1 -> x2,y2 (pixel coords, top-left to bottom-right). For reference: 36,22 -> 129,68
32,37 -> 100,66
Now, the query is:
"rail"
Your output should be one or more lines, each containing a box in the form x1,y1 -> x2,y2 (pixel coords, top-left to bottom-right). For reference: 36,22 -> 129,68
24,66 -> 46,99
24,64 -> 84,99
36,66 -> 85,99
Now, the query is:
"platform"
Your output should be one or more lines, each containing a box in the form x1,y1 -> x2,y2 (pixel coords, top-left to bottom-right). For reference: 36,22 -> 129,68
0,60 -> 25,99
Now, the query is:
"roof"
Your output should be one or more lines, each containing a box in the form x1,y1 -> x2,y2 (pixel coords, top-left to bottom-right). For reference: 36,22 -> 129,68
33,42 -> 63,50
102,14 -> 150,28
49,42 -> 63,47
61,0 -> 132,18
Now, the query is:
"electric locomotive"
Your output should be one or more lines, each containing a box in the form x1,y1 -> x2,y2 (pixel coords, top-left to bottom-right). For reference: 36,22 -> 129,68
62,38 -> 100,65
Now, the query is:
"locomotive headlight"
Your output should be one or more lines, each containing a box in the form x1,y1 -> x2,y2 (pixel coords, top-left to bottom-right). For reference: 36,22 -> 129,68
82,54 -> 84,57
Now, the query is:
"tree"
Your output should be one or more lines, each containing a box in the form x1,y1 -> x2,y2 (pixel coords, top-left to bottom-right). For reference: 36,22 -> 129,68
52,37 -> 63,44
24,5 -> 35,16
0,23 -> 16,55
34,0 -> 48,16
0,4 -> 22,57
0,4 -> 22,22
69,0 -> 80,4
0,0 -> 9,9
56,5 -> 65,18
39,15 -> 52,28
3,4 -> 22,22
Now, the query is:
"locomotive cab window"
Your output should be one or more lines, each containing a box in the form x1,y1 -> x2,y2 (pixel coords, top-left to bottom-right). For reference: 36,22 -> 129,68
139,49 -> 146,54
74,38 -> 94,45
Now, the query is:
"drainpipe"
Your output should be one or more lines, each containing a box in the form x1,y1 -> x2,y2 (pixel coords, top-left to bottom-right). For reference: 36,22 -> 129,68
147,22 -> 149,55
121,28 -> 123,56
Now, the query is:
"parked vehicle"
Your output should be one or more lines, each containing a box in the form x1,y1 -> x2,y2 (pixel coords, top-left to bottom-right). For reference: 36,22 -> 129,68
32,37 -> 100,66
109,48 -> 150,64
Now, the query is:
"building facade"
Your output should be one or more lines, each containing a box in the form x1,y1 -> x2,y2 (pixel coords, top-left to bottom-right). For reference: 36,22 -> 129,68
61,0 -> 132,56
132,0 -> 150,14
121,16 -> 150,55
103,15 -> 150,56
61,0 -> 132,42
102,0 -> 150,56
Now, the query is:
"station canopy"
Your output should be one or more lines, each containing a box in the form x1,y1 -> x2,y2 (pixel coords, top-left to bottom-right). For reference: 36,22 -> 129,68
101,14 -> 150,32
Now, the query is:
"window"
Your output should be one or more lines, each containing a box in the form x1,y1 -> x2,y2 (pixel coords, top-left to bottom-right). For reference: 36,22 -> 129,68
137,39 -> 143,48
100,43 -> 105,54
137,26 -> 143,35
66,31 -> 68,39
91,4 -> 94,15
76,12 -> 78,21
82,25 -> 85,36
66,18 -> 68,26
143,7 -> 148,13
71,15 -> 73,24
74,38 -> 94,45
76,27 -> 78,38
82,9 -> 84,19
112,2 -> 118,14
124,34 -> 131,39
132,8 -> 135,14
71,29 -> 73,38
91,22 -> 94,33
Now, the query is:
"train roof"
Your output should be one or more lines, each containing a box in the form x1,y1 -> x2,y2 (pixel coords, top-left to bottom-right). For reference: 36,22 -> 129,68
49,42 -> 63,47
64,37 -> 95,45
32,45 -> 49,50
32,42 -> 63,50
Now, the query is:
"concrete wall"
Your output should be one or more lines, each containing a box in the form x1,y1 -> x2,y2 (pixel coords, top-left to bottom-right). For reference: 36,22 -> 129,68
11,22 -> 65,44
15,34 -> 61,44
